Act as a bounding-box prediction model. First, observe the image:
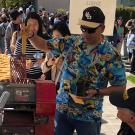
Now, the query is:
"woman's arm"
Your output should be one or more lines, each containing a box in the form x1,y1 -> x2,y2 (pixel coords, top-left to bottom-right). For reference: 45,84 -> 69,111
28,33 -> 50,52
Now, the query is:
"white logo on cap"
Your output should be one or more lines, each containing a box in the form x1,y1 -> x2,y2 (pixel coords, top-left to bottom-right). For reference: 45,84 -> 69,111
85,12 -> 92,20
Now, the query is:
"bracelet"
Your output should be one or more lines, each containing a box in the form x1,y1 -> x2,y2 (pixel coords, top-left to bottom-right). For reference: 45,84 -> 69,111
28,32 -> 34,39
46,61 -> 52,68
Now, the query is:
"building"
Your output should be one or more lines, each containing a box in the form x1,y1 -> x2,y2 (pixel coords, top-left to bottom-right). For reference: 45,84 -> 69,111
37,0 -> 70,12
36,0 -> 135,12
117,0 -> 135,6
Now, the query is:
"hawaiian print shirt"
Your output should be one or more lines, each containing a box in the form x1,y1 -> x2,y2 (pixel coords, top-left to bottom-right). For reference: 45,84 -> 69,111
47,35 -> 127,122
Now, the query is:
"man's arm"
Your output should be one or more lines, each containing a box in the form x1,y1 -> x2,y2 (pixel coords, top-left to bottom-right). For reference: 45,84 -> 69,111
98,85 -> 126,96
84,85 -> 126,99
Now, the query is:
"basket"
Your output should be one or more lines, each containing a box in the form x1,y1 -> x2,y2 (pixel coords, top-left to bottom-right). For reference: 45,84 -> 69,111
10,55 -> 26,83
0,54 -> 27,83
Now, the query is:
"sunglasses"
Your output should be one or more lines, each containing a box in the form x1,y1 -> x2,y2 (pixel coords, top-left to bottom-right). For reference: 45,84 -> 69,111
80,25 -> 101,34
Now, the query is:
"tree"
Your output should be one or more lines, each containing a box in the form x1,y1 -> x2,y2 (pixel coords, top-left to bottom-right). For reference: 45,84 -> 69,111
0,0 -> 30,8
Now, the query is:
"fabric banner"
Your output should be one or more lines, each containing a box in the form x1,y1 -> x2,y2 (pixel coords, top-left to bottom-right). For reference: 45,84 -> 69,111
69,0 -> 117,36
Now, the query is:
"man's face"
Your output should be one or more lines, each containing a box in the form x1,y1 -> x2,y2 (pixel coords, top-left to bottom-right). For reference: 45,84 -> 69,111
38,11 -> 42,16
117,107 -> 135,123
43,11 -> 48,17
81,24 -> 104,44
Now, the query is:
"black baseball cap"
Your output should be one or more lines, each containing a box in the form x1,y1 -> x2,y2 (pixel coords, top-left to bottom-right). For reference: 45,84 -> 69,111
9,9 -> 21,20
78,6 -> 105,28
109,87 -> 135,112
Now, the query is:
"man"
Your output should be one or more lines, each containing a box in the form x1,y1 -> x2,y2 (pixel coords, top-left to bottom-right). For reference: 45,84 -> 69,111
5,9 -> 22,54
109,87 -> 135,135
28,6 -> 126,135
0,14 -> 8,53
125,19 -> 135,74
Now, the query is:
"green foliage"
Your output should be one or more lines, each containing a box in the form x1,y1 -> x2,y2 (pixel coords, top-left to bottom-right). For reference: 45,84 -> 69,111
1,0 -> 28,8
116,7 -> 135,25
1,0 -> 7,8
56,8 -> 67,15
127,75 -> 135,84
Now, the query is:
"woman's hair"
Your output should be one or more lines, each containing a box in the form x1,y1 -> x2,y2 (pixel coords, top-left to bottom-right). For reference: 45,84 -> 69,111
52,22 -> 71,37
0,14 -> 7,23
25,12 -> 43,37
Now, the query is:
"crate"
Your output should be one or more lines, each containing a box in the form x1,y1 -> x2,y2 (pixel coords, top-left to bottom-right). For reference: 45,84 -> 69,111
10,55 -> 26,83
1,110 -> 35,135
0,82 -> 36,106
35,115 -> 55,135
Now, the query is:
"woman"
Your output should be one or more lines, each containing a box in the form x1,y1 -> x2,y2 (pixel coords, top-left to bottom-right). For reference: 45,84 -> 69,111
117,18 -> 124,52
41,22 -> 71,82
14,12 -> 45,79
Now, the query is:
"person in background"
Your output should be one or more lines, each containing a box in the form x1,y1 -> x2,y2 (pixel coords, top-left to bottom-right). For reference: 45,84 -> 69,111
41,22 -> 71,82
125,19 -> 135,74
1,8 -> 10,22
19,8 -> 26,22
109,87 -> 135,135
42,10 -> 50,33
0,14 -> 8,53
26,2 -> 35,15
107,23 -> 120,48
14,12 -> 44,79
117,18 -> 124,52
38,10 -> 42,17
5,9 -> 22,54
54,14 -> 61,24
49,13 -> 54,25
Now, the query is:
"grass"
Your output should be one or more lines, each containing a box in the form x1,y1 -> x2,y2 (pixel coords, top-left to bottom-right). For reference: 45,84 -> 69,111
127,75 -> 135,84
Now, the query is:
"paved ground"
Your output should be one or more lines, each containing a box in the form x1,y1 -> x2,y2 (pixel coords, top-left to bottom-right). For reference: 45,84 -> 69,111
101,80 -> 135,135
74,79 -> 134,135
101,96 -> 121,135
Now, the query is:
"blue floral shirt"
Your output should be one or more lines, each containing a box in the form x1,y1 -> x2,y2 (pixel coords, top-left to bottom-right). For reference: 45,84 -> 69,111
47,35 -> 127,122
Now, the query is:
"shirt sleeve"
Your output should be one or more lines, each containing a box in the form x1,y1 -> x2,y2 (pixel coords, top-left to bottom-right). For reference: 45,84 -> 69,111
106,46 -> 127,86
47,38 -> 65,56
47,36 -> 75,57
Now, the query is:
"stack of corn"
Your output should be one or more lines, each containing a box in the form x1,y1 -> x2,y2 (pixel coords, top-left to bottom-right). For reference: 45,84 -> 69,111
0,54 -> 10,81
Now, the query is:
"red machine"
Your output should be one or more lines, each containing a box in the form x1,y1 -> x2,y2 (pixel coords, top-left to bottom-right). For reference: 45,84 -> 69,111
0,80 -> 56,135
35,80 -> 56,135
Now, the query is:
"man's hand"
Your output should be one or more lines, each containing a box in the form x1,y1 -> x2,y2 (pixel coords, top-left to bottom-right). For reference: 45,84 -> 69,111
78,89 -> 97,100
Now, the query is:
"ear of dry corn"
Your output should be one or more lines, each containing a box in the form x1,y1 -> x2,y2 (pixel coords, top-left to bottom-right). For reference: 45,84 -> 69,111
21,25 -> 30,54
